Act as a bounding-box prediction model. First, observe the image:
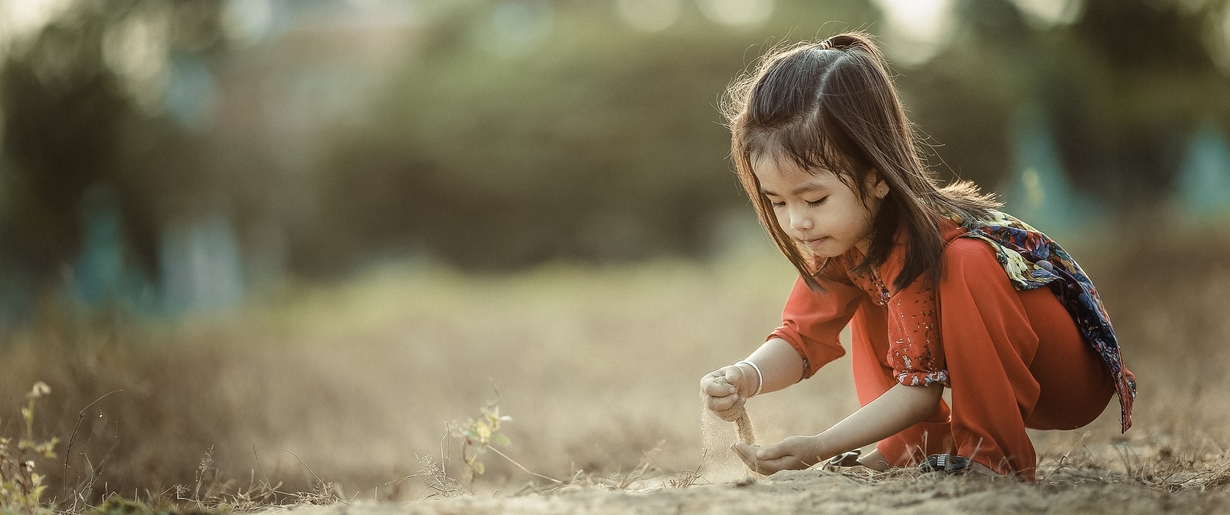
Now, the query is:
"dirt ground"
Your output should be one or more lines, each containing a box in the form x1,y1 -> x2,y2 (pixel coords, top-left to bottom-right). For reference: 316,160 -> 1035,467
269,469 -> 1230,515
4,224 -> 1230,513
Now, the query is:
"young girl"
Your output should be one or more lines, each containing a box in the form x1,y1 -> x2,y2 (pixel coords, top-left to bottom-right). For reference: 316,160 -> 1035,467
699,32 -> 1136,481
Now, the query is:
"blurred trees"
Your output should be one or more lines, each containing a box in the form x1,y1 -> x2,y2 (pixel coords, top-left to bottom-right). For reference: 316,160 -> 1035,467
1,0 -> 1228,319
901,0 -> 1230,204
309,1 -> 881,272
1,0 -> 229,318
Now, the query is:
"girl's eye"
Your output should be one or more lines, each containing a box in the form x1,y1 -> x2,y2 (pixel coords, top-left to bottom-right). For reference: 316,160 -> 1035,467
769,200 -> 785,208
807,197 -> 829,207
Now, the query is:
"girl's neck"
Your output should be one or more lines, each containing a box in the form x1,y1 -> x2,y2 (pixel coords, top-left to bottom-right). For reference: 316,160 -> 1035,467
855,237 -> 872,256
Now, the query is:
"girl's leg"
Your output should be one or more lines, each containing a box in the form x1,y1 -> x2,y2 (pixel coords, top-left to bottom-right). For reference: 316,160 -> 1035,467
849,307 -> 956,467
1018,286 -> 1116,430
939,238 -> 1046,480
939,238 -> 1118,480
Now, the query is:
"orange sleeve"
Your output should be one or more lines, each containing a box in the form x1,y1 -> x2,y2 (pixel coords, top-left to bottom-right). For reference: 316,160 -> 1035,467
768,269 -> 864,380
883,261 -> 949,387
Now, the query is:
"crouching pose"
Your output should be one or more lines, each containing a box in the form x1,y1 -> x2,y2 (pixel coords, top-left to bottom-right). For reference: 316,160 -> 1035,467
699,32 -> 1135,481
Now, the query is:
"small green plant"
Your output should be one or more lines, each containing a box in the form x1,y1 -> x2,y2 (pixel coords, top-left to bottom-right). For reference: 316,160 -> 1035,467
1,382 -> 60,514
439,392 -> 560,490
452,404 -> 512,478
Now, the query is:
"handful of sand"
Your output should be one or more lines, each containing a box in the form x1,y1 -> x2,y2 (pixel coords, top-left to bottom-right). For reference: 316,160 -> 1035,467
711,376 -> 756,445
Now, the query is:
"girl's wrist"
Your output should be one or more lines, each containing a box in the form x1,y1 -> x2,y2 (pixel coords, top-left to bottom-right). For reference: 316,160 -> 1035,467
811,432 -> 833,465
735,360 -> 764,397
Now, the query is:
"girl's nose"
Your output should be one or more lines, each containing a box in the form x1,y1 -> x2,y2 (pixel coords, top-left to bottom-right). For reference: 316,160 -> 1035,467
790,209 -> 813,231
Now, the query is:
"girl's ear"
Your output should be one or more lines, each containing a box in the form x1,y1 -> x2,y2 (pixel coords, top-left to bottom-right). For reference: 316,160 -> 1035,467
868,169 -> 889,199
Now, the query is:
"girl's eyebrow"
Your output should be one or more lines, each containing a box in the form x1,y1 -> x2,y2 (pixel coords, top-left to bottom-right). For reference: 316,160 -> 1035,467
761,183 -> 829,196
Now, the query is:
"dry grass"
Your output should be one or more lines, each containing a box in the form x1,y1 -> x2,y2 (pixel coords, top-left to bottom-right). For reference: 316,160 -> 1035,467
0,218 -> 1228,511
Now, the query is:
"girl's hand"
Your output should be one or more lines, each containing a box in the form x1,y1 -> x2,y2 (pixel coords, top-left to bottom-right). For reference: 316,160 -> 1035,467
699,365 -> 755,420
732,436 -> 826,475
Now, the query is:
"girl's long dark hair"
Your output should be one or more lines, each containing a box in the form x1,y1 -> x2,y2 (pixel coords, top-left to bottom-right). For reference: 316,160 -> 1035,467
722,32 -> 1000,292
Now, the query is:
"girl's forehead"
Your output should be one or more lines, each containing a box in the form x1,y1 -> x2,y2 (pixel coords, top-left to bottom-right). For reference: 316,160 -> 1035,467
752,152 -> 840,183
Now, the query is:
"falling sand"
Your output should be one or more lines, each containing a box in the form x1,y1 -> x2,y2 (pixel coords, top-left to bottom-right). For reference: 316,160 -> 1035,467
699,379 -> 758,481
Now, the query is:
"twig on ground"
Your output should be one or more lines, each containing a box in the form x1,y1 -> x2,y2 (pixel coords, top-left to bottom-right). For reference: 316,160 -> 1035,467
61,388 -> 122,505
487,446 -> 562,485
281,448 -> 346,505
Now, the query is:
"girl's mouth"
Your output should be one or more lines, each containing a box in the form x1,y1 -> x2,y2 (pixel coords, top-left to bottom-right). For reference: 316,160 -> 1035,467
802,237 -> 828,250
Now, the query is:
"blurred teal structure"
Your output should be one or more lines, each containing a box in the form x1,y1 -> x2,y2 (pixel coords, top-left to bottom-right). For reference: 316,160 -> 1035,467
72,188 -> 158,312
159,214 -> 246,314
1001,105 -> 1102,235
1176,121 -> 1230,217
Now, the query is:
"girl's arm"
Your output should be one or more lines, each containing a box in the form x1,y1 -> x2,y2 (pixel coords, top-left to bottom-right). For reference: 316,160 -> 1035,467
700,337 -> 803,414
733,382 -> 944,474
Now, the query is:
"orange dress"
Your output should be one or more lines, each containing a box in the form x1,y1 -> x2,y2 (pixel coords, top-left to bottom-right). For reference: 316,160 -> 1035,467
769,216 -> 1123,480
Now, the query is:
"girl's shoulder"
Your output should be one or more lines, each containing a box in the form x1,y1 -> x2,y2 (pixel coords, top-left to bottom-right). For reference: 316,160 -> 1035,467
939,208 -> 1080,291
937,208 -> 1045,244
937,214 -> 968,243
857,213 -> 986,294
827,211 -> 1000,294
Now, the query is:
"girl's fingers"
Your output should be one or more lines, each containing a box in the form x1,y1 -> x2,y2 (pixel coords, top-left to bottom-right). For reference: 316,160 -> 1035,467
722,366 -> 745,386
732,442 -> 759,467
700,365 -> 751,417
754,455 -> 798,474
732,442 -> 791,475
754,441 -> 788,460
734,437 -> 820,474
700,374 -> 738,396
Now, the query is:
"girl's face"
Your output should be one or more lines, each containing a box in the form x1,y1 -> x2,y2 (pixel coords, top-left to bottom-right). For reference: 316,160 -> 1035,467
753,154 -> 887,258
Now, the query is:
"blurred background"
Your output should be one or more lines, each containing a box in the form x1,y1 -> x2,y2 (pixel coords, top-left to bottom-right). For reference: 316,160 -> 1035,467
1,0 -> 1229,506
2,0 -> 1229,321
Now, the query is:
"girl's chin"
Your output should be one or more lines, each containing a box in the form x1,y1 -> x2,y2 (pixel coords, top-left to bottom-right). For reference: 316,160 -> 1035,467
807,251 -> 845,259
801,238 -> 849,258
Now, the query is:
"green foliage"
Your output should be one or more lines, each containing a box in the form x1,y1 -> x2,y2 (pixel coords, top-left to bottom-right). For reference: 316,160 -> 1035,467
0,382 -> 59,515
87,495 -> 222,515
89,496 -> 168,515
